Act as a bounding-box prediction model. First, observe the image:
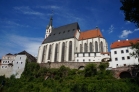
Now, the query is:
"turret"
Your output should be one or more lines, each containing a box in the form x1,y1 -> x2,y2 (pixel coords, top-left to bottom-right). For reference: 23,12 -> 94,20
45,16 -> 53,38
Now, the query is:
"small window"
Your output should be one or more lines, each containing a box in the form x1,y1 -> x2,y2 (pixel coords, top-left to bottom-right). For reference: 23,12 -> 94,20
3,61 -> 4,63
68,30 -> 70,32
17,62 -> 18,64
116,64 -> 118,66
2,66 -> 4,68
20,57 -> 21,59
21,62 -> 23,64
49,35 -> 51,36
126,49 -> 129,53
77,59 -> 78,62
114,51 -> 117,54
63,31 -> 65,33
115,58 -> 118,61
77,54 -> 79,57
127,56 -> 130,59
124,64 -> 126,66
89,59 -> 91,61
121,50 -> 124,53
59,32 -> 61,34
8,61 -> 9,63
5,66 -> 7,68
83,59 -> 85,62
54,34 -> 55,35
73,29 -> 75,31
122,57 -> 125,60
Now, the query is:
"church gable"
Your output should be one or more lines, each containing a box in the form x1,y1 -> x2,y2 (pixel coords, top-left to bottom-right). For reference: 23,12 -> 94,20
79,28 -> 103,40
42,22 -> 80,44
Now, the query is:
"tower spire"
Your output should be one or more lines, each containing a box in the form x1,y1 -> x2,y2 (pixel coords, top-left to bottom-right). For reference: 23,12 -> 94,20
49,16 -> 53,26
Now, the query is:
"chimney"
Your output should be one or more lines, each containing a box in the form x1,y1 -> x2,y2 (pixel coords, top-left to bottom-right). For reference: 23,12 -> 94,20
118,40 -> 120,42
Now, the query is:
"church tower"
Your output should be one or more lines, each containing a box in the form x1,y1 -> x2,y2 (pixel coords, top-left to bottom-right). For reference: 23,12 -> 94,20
45,16 -> 53,38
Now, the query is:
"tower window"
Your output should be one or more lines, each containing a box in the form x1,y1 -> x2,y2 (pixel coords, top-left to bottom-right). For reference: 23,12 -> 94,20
63,31 -> 65,33
126,49 -> 129,53
115,58 -> 118,61
121,50 -> 124,53
59,32 -> 61,34
114,51 -> 117,54
68,30 -> 70,32
127,56 -> 130,59
122,57 -> 125,60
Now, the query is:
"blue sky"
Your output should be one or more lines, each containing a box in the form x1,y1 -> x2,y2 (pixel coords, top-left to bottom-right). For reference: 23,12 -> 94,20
0,0 -> 139,58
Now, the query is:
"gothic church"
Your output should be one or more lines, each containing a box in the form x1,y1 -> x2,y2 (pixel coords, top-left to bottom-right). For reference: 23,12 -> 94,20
37,17 -> 109,63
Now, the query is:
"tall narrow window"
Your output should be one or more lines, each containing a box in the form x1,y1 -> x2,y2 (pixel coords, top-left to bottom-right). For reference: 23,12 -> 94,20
84,43 -> 87,52
54,44 -> 58,62
69,41 -> 72,61
42,45 -> 46,62
80,44 -> 82,52
48,45 -> 51,60
61,42 -> 65,62
100,41 -> 103,52
90,42 -> 92,52
95,41 -> 98,52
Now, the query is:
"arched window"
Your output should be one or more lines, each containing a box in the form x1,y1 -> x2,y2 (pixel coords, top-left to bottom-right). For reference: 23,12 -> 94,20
80,44 -> 82,52
54,44 -> 58,62
84,43 -> 87,52
61,42 -> 65,62
48,45 -> 51,60
100,41 -> 103,52
90,42 -> 92,52
95,41 -> 98,52
42,45 -> 46,62
69,41 -> 72,61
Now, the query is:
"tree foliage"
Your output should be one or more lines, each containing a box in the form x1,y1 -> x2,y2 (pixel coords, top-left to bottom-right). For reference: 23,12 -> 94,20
120,0 -> 139,27
130,42 -> 139,58
1,62 -> 139,92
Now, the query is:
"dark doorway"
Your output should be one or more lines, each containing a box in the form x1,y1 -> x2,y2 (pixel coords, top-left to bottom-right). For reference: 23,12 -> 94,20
119,71 -> 131,78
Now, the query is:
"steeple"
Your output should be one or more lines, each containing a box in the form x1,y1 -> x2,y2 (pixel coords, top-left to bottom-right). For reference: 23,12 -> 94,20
49,16 -> 53,26
45,16 -> 53,38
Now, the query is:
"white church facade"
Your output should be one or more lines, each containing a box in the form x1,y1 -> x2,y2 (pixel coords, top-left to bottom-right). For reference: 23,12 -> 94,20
37,17 -> 110,63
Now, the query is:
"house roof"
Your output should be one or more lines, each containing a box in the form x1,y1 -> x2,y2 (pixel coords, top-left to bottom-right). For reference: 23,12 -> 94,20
18,50 -> 36,62
110,38 -> 139,49
42,22 -> 80,44
79,28 -> 103,40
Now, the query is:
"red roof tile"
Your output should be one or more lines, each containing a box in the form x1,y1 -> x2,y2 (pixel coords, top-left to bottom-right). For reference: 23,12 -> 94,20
79,28 -> 103,40
110,38 -> 139,49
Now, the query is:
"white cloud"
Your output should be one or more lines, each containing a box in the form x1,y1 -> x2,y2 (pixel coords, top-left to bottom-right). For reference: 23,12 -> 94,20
39,5 -> 61,10
119,30 -> 132,38
108,25 -> 114,33
126,21 -> 131,24
0,34 -> 43,57
134,28 -> 139,31
14,6 -> 44,16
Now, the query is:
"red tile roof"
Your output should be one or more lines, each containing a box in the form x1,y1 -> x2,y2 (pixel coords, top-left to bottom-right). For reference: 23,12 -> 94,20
111,38 -> 139,49
79,28 -> 103,40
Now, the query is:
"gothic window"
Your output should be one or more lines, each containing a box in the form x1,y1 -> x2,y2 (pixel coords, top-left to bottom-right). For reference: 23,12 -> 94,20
54,44 -> 58,62
69,41 -> 72,61
95,41 -> 98,52
100,41 -> 103,52
48,45 -> 51,60
84,43 -> 87,52
80,44 -> 82,52
42,45 -> 46,62
61,42 -> 65,62
90,42 -> 92,52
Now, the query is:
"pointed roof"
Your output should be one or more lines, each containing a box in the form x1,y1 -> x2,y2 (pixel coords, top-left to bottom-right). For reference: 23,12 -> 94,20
110,38 -> 139,49
79,28 -> 103,40
49,16 -> 53,26
43,22 -> 80,44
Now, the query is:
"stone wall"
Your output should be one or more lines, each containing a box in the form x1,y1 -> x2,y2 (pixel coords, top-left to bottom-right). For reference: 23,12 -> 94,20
40,62 -> 101,69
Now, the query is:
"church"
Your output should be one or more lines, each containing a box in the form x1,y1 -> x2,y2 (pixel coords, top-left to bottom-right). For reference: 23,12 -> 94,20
37,17 -> 110,63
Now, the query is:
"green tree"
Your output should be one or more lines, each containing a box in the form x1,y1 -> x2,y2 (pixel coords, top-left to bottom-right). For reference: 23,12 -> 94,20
120,0 -> 139,27
84,63 -> 97,77
130,42 -> 139,58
